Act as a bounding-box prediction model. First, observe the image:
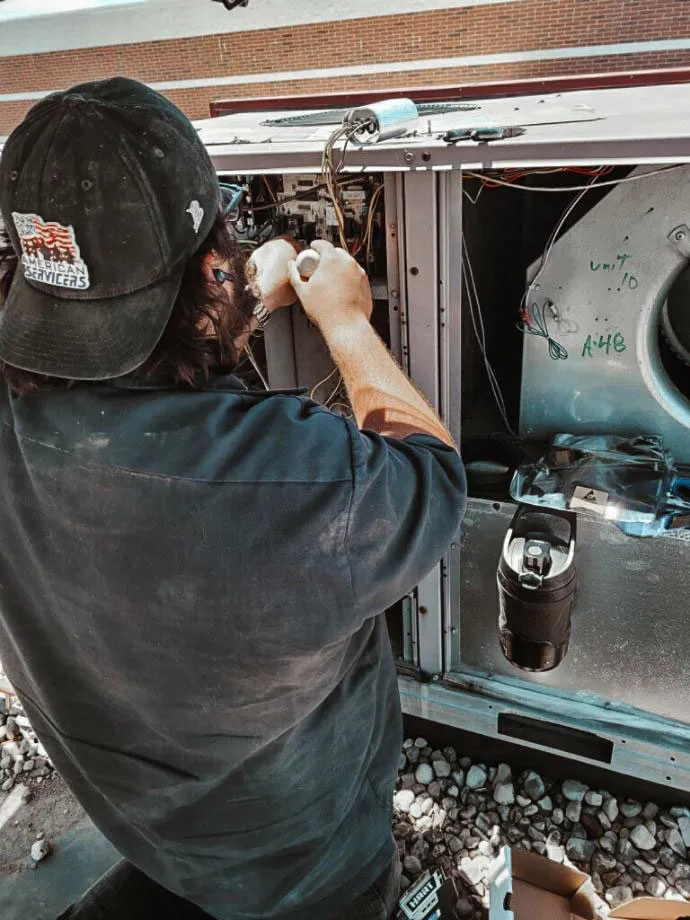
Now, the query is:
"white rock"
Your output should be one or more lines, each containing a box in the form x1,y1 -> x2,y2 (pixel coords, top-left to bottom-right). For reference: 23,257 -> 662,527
565,801 -> 582,824
621,801 -> 643,818
606,886 -> 633,908
31,840 -> 51,862
394,790 -> 415,813
447,785 -> 459,798
466,765 -> 488,789
603,797 -> 619,823
630,825 -> 656,850
646,877 -> 666,897
493,781 -> 515,806
566,837 -> 595,863
678,816 -> 690,849
585,790 -> 603,807
552,808 -> 564,825
664,828 -> 687,857
403,855 -> 422,877
562,779 -> 588,802
415,764 -> 434,785
432,759 -> 451,779
413,738 -> 428,749
538,796 -> 553,812
495,763 -> 512,784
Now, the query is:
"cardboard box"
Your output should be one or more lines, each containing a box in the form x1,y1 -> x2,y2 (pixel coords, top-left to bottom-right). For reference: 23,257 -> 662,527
488,847 -> 690,920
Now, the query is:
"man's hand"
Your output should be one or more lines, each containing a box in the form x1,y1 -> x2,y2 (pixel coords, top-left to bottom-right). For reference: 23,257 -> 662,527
287,240 -> 373,333
247,238 -> 300,312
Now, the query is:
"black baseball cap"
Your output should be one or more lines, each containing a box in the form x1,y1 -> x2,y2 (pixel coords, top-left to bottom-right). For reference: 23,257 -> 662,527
0,77 -> 220,379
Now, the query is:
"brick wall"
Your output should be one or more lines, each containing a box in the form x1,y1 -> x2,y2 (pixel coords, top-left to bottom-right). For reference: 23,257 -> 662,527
2,0 -> 690,135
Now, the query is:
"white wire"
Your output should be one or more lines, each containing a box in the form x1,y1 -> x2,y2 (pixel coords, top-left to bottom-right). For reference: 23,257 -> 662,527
525,173 -> 601,302
464,164 -> 683,193
244,342 -> 269,390
309,366 -> 338,400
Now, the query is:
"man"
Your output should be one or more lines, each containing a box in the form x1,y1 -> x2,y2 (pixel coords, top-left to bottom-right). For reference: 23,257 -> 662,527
0,78 -> 465,919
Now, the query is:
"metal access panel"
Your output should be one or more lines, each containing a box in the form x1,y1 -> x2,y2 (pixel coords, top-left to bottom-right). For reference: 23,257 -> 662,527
201,80 -> 690,793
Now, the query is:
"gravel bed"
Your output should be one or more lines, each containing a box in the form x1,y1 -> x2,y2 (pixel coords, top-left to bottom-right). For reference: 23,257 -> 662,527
0,696 -> 55,796
2,694 -> 690,916
394,737 -> 690,919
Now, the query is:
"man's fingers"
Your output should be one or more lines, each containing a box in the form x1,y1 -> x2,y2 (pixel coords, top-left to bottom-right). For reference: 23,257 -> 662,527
287,260 -> 304,292
309,239 -> 335,256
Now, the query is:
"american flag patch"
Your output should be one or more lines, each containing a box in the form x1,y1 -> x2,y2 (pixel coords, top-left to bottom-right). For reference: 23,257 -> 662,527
12,212 -> 90,290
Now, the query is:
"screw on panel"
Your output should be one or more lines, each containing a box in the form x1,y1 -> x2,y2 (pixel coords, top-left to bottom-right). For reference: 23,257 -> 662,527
403,151 -> 416,164
390,289 -> 399,298
419,606 -> 428,615
676,230 -> 687,241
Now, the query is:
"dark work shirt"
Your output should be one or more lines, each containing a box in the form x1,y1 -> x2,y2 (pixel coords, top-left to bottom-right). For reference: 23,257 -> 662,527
0,375 -> 466,920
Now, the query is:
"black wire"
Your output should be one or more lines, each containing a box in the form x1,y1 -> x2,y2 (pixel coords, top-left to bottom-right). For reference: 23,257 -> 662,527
518,302 -> 568,360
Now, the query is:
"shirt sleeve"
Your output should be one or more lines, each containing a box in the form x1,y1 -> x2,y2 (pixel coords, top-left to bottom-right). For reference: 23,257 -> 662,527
344,425 -> 467,615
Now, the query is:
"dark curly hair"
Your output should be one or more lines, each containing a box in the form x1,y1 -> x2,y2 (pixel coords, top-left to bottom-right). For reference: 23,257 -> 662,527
0,212 -> 255,395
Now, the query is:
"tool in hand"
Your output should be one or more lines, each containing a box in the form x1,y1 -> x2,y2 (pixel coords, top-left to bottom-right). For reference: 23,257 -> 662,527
296,249 -> 321,281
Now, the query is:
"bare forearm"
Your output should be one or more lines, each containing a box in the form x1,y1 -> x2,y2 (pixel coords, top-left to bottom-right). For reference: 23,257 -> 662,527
321,316 -> 455,447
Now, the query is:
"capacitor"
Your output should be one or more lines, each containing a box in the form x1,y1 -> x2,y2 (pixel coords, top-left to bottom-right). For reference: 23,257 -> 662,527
296,249 -> 321,281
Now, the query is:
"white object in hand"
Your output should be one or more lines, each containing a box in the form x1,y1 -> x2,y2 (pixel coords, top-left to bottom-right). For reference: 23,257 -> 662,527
296,249 -> 321,280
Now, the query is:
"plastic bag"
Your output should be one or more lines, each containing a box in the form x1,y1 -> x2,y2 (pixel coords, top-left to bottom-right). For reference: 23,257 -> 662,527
510,434 -> 690,537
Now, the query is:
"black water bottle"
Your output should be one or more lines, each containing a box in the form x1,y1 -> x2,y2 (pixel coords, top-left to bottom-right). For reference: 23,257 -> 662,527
497,506 -> 577,672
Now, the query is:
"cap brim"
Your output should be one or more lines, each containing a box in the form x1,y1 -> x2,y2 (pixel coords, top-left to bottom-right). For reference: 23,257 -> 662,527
0,266 -> 185,380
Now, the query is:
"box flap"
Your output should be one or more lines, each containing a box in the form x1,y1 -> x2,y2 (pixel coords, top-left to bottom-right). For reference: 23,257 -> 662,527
488,848 -> 595,920
610,898 -> 690,920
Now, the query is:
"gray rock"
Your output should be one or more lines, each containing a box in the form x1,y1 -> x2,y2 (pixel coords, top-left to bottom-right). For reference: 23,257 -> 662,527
30,840 -> 51,863
665,828 -> 687,857
565,801 -> 582,824
433,759 -> 451,779
466,765 -> 488,790
427,781 -> 442,799
523,771 -> 545,802
22,759 -> 35,772
394,790 -> 415,813
1,777 -> 14,792
605,886 -> 633,908
642,802 -> 659,821
675,878 -> 690,899
516,794 -> 531,808
442,747 -> 457,763
448,835 -> 463,854
585,790 -> 603,807
493,781 -> 515,806
592,853 -> 617,874
659,814 -> 677,829
403,855 -> 423,877
523,804 -> 538,817
447,784 -> 459,798
459,757 -> 472,770
415,764 -> 434,785
598,811 -> 612,831
476,813 -> 493,835
617,839 -> 637,864
646,877 -> 666,898
620,801 -> 643,818
634,859 -> 655,875
551,807 -> 564,826
413,738 -> 428,749
670,807 -> 690,818
400,773 -> 415,790
562,780 -> 588,802
402,738 -> 414,750
495,763 -> 512,784
677,816 -> 690,849
531,840 -> 547,856
602,797 -> 619,823
420,796 -> 434,816
629,825 -> 656,851
599,836 -> 616,854
566,837 -> 595,863
528,826 -> 546,842
537,796 -> 553,813
399,875 -> 411,892
406,747 -> 420,766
